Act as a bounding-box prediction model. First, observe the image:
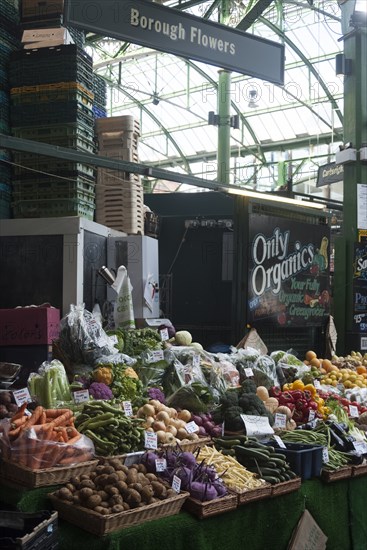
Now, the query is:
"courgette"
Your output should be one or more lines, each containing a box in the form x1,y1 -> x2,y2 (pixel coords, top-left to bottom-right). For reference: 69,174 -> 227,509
213,438 -> 242,448
233,445 -> 271,462
261,475 -> 280,484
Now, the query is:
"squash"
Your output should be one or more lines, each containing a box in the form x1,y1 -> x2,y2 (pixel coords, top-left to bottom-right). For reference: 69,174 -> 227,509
264,397 -> 279,413
256,386 -> 269,401
286,419 -> 297,430
93,366 -> 113,385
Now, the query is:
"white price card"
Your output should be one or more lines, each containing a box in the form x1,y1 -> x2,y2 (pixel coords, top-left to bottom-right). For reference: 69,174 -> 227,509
322,447 -> 329,463
124,451 -> 144,467
349,405 -> 359,418
12,388 -> 32,407
308,409 -> 316,422
160,328 -> 169,341
273,435 -> 286,449
155,458 -> 167,472
240,414 -> 274,437
314,379 -> 321,389
185,421 -> 199,434
144,431 -> 158,450
123,401 -> 133,417
172,474 -> 181,493
73,390 -> 90,404
109,335 -> 118,345
193,354 -> 201,368
150,350 -> 164,362
274,413 -> 287,429
353,441 -> 367,454
244,368 -> 254,377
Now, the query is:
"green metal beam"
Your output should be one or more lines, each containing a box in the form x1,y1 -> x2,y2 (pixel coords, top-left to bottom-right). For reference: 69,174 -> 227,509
236,0 -> 275,31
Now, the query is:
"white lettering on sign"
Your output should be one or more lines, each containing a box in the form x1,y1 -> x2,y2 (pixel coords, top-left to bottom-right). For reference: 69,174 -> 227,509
130,8 -> 236,55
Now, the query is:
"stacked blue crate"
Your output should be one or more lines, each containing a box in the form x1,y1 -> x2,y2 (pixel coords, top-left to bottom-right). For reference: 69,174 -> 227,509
9,44 -> 97,220
0,0 -> 20,218
92,73 -> 107,119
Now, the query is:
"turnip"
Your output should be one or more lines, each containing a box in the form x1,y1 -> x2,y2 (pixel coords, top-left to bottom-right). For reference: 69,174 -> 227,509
191,415 -> 203,426
173,466 -> 192,490
190,481 -> 218,502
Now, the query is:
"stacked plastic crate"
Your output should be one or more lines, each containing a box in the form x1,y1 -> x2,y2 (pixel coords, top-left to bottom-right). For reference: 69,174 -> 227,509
0,0 -> 20,219
95,116 -> 144,235
9,44 -> 96,219
92,74 -> 107,120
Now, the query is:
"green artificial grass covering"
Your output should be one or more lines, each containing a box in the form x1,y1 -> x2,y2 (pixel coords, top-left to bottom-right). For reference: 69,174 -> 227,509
0,477 -> 365,549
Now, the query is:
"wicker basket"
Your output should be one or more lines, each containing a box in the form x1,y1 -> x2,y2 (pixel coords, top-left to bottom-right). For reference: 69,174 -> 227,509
230,483 -> 272,505
49,491 -> 189,535
271,477 -> 302,497
321,466 -> 353,483
352,463 -> 367,477
183,493 -> 237,519
162,437 -> 212,454
0,459 -> 98,488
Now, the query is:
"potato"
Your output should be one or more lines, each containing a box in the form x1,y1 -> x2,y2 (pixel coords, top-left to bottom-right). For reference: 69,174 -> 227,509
137,463 -> 147,474
65,483 -> 76,493
116,481 -> 128,494
94,474 -> 109,487
117,470 -> 127,482
58,488 -> 74,501
125,489 -> 141,508
104,484 -> 119,496
130,483 -> 143,493
108,458 -> 125,471
79,487 -> 94,500
145,473 -> 157,482
126,470 -> 138,485
86,494 -> 102,509
111,505 -> 125,513
141,485 -> 154,503
96,490 -> 109,501
151,481 -> 165,497
80,480 -> 95,490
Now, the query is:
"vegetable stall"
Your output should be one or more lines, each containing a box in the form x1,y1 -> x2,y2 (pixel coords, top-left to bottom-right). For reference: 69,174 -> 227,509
1,306 -> 367,548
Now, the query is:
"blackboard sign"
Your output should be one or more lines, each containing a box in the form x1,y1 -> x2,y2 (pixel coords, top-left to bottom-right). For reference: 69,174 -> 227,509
247,216 -> 330,327
354,243 -> 367,281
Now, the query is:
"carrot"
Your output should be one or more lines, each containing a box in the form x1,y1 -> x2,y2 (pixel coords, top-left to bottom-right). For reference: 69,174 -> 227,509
66,433 -> 82,445
45,409 -> 71,418
39,411 -> 47,424
20,406 -> 44,431
58,451 -> 92,465
8,426 -> 24,440
48,410 -> 73,428
10,403 -> 28,422
66,426 -> 79,440
10,417 -> 27,429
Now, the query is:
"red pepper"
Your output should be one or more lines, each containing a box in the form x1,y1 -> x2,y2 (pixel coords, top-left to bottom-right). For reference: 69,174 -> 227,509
291,390 -> 305,402
269,386 -> 282,398
303,390 -> 312,402
293,410 -> 304,423
279,391 -> 295,405
296,399 -> 307,411
308,401 -> 318,411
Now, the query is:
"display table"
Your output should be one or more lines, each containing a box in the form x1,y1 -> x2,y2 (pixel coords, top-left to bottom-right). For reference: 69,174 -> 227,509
1,476 -> 367,550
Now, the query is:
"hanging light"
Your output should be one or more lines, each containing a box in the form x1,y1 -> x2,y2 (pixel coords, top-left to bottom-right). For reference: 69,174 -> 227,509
248,89 -> 259,109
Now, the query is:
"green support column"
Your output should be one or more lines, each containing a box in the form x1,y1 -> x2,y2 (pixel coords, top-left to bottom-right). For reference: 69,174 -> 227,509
217,69 -> 232,184
334,1 -> 367,353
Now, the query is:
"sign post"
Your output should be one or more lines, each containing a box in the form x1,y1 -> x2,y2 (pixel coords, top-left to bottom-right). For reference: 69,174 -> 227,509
64,0 -> 284,84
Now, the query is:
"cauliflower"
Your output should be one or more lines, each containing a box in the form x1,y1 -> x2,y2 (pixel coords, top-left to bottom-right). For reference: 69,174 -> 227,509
88,382 -> 114,400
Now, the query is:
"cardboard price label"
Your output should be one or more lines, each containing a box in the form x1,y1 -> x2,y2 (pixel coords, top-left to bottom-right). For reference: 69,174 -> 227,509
172,474 -> 181,493
353,441 -> 367,454
123,401 -> 133,417
274,413 -> 287,429
314,379 -> 321,389
73,390 -> 90,404
322,447 -> 329,463
144,431 -> 158,450
185,421 -> 199,434
150,350 -> 164,362
240,414 -> 274,437
308,409 -> 316,422
12,388 -> 32,407
155,458 -> 167,472
273,435 -> 286,449
160,328 -> 169,341
244,368 -> 254,377
349,405 -> 359,418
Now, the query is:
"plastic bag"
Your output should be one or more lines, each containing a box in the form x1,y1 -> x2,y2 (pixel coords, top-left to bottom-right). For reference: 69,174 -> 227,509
28,360 -> 72,408
59,304 -> 118,366
0,418 -> 95,468
252,355 -> 279,388
111,265 -> 135,329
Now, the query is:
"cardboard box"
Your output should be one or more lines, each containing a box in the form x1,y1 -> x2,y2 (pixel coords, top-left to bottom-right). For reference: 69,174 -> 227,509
0,307 -> 60,346
22,0 -> 64,18
0,510 -> 58,550
22,27 -> 74,47
288,510 -> 327,550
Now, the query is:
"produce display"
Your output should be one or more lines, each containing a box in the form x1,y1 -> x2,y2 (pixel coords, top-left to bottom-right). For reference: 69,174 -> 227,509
0,405 -> 93,468
53,457 -> 179,514
2,307 -> 367,541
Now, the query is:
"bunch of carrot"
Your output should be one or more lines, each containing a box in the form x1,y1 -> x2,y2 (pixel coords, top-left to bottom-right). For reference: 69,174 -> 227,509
3,404 -> 94,469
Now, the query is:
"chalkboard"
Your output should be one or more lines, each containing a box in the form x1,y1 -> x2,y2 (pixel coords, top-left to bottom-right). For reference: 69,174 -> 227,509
0,235 -> 63,309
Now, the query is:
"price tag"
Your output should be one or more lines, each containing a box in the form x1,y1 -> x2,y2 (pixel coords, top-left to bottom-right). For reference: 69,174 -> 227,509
124,451 -> 144,467
109,335 -> 118,345
150,350 -> 164,362
73,390 -> 90,404
240,414 -> 274,437
172,474 -> 181,493
244,368 -> 254,377
160,328 -> 169,341
144,431 -> 158,450
353,441 -> 367,454
12,388 -> 31,407
273,435 -> 286,449
314,379 -> 321,389
221,422 -> 225,436
274,413 -> 287,429
349,405 -> 359,418
155,458 -> 167,472
322,447 -> 329,463
185,421 -> 199,434
192,354 -> 201,368
123,401 -> 133,417
308,409 -> 316,422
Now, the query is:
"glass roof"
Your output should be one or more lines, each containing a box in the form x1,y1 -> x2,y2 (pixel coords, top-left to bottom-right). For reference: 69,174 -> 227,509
86,0 -> 345,201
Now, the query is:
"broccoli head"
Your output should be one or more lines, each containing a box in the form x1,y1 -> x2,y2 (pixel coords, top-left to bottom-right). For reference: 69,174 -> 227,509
241,378 -> 257,394
223,405 -> 245,432
239,393 -> 268,416
220,388 -> 240,410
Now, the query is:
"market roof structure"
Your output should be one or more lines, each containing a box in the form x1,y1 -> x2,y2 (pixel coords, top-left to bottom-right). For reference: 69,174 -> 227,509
85,0 -> 347,200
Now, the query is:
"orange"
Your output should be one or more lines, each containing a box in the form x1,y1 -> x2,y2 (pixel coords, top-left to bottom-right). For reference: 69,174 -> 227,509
310,357 -> 321,368
305,350 -> 317,361
357,365 -> 367,375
